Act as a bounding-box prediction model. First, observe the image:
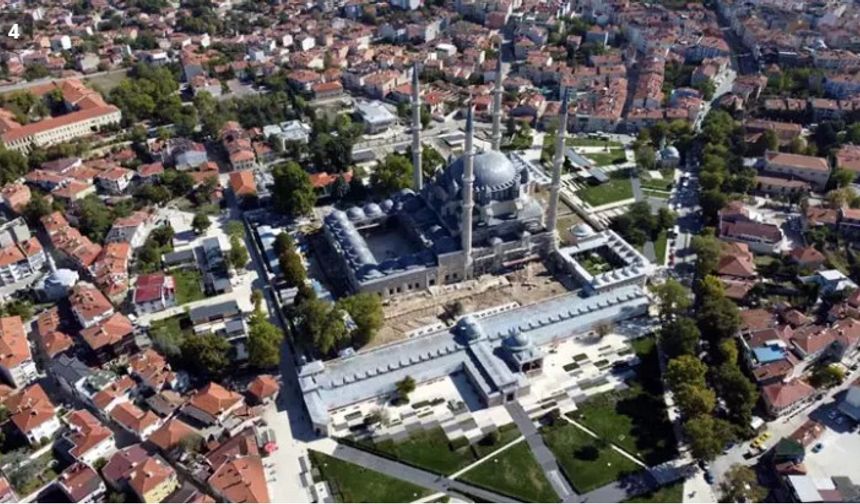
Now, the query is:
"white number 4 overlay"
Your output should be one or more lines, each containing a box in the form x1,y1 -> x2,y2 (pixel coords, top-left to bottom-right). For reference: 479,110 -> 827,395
7,23 -> 20,39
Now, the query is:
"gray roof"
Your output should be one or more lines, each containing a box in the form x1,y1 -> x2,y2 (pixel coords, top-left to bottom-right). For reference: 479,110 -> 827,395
299,285 -> 649,428
189,300 -> 241,324
50,354 -> 92,385
162,248 -> 196,265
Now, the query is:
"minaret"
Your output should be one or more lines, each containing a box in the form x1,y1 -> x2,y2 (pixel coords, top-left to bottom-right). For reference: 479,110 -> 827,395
461,105 -> 475,275
547,89 -> 570,251
411,63 -> 423,191
490,56 -> 504,151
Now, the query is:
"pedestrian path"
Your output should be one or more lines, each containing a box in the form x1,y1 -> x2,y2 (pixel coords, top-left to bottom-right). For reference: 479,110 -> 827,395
505,402 -> 577,502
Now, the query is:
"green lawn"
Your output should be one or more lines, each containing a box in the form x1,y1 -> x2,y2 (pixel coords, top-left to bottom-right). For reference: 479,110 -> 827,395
576,178 -> 633,207
174,270 -> 204,305
625,482 -> 685,503
567,137 -> 624,149
640,169 -> 675,192
309,450 -> 431,503
586,149 -> 627,166
653,230 -> 668,265
458,441 -> 559,503
540,422 -> 640,493
567,382 -> 677,466
352,425 -> 520,475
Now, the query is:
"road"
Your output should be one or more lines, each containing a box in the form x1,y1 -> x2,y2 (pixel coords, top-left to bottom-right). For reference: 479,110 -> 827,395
228,198 -> 313,502
0,67 -> 129,94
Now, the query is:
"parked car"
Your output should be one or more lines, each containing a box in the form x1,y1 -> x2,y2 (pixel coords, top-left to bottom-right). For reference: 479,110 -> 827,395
704,470 -> 715,484
812,443 -> 823,453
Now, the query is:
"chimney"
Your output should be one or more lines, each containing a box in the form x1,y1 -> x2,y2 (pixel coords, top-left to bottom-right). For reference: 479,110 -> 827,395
546,88 -> 570,252
411,62 -> 423,191
490,55 -> 504,151
461,105 -> 475,277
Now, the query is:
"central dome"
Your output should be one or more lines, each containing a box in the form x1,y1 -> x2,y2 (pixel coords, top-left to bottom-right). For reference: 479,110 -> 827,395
447,150 -> 518,190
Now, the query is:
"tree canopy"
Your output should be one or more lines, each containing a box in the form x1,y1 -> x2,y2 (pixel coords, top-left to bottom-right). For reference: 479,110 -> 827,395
272,162 -> 315,217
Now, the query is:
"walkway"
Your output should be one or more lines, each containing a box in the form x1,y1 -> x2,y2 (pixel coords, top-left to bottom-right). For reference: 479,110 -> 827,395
310,439 -> 525,503
505,402 -> 577,502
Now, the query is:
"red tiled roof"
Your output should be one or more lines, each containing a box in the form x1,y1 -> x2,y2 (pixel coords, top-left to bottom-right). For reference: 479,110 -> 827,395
189,383 -> 243,417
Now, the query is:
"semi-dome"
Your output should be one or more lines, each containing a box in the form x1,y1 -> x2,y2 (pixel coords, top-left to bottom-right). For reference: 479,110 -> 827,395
505,329 -> 533,351
445,150 -> 518,190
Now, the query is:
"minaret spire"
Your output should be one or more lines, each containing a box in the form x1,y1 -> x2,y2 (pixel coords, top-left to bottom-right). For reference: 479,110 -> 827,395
461,105 -> 475,276
490,55 -> 504,151
547,89 -> 569,251
411,62 -> 423,191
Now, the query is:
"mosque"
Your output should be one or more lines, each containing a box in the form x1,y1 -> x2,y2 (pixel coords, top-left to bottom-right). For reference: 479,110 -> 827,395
323,61 -> 565,298
302,62 -> 658,436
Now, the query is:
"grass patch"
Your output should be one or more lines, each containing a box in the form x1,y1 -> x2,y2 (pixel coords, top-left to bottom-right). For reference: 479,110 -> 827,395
540,422 -> 640,493
563,362 -> 580,372
352,425 -> 519,475
473,423 -> 521,458
568,384 -> 677,466
640,169 -> 675,192
576,177 -> 633,207
309,450 -> 431,502
458,441 -> 559,503
567,137 -> 623,148
174,269 -> 204,305
7,451 -> 59,496
654,230 -> 668,265
586,149 -> 627,166
641,188 -> 670,200
625,481 -> 684,503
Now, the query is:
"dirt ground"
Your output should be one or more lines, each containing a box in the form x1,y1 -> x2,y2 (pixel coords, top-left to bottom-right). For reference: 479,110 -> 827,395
370,261 -> 570,348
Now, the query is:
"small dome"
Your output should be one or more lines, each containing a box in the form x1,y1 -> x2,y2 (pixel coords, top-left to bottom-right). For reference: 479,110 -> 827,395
661,146 -> 680,159
505,329 -> 532,351
380,199 -> 394,211
489,236 -> 503,246
364,203 -> 383,216
457,316 -> 485,341
346,207 -> 365,220
572,223 -> 595,238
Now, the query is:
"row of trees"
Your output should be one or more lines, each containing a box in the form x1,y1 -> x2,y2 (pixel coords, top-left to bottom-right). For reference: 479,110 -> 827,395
653,254 -> 757,462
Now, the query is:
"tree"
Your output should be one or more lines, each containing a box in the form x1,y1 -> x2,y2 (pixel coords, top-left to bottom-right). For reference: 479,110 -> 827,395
280,247 -> 306,288
247,310 -> 284,369
77,195 -> 115,242
181,333 -> 231,377
0,145 -> 28,185
697,294 -> 740,343
694,78 -> 716,100
700,190 -> 728,226
336,293 -> 383,348
296,298 -> 348,355
830,167 -> 856,190
656,207 -> 677,232
395,375 -> 416,403
717,363 -> 758,427
0,299 -> 33,320
272,162 -> 315,217
666,355 -> 708,390
652,279 -> 692,321
22,193 -> 52,226
224,221 -> 244,239
228,235 -> 249,271
635,144 -> 656,171
371,153 -> 412,195
332,174 -> 350,200
810,363 -> 845,388
691,233 -> 721,278
674,383 -> 716,417
684,415 -> 734,461
660,317 -> 701,358
720,464 -> 767,503
251,289 -> 263,312
192,212 -> 211,235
